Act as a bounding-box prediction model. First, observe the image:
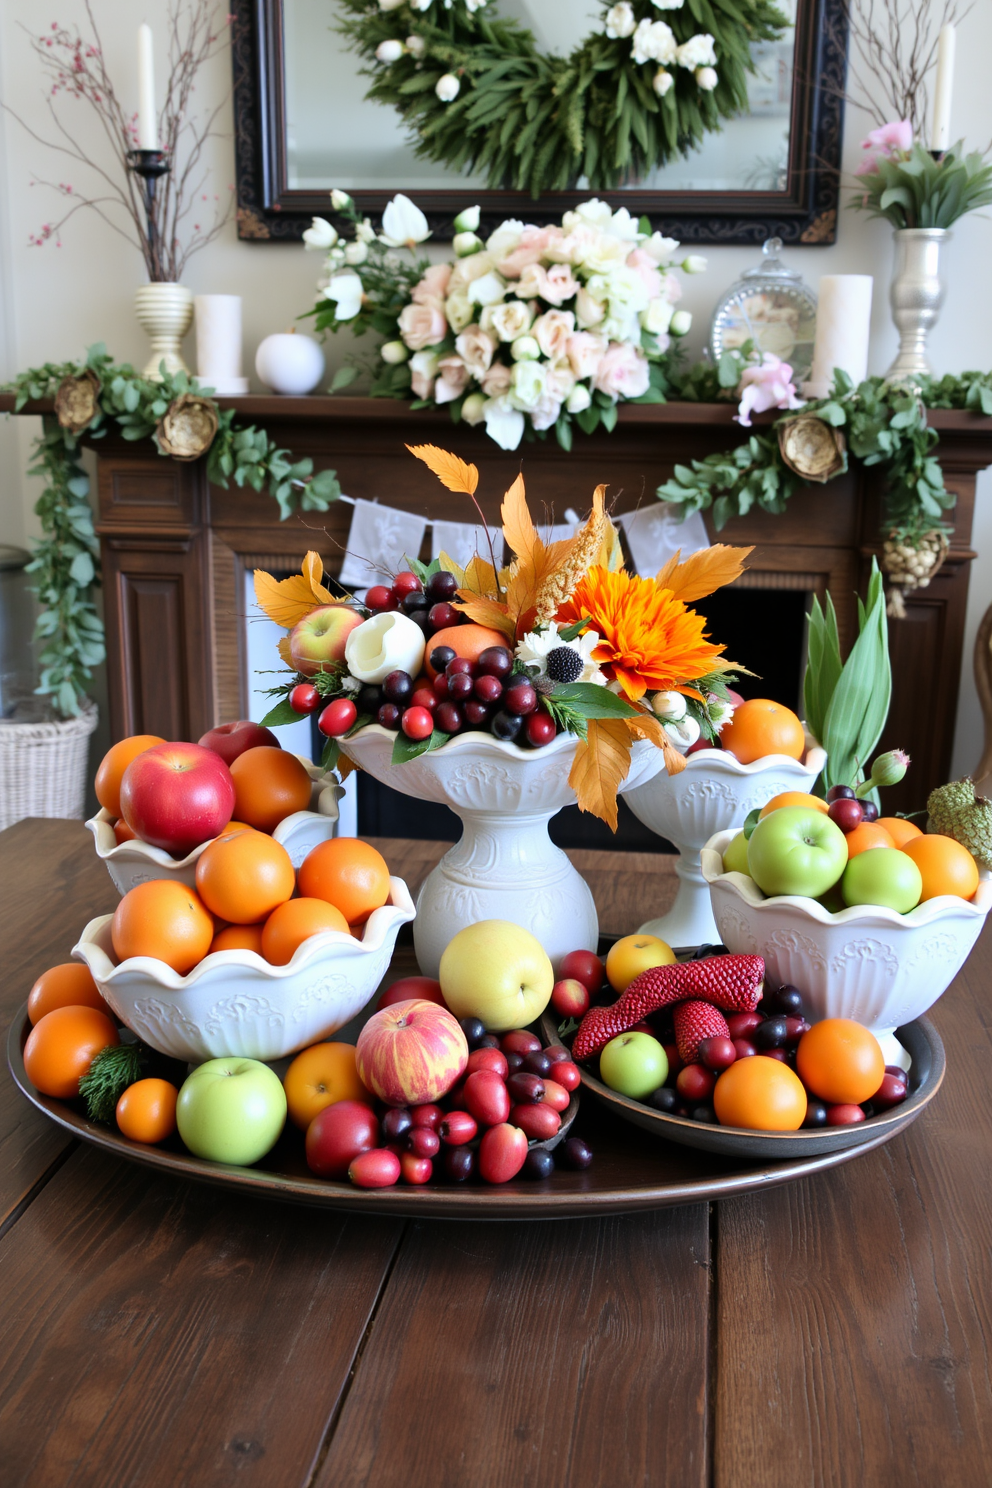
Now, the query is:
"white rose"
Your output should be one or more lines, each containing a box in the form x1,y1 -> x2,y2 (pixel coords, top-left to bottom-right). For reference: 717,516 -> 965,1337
607,207 -> 641,242
530,394 -> 563,432
532,308 -> 575,360
468,270 -> 506,307
375,39 -> 404,63
461,391 -> 487,425
510,335 -> 541,362
453,231 -> 484,257
455,324 -> 497,378
576,233 -> 626,274
682,253 -> 708,274
509,359 -> 547,411
483,395 -> 525,450
670,309 -> 692,335
405,34 -> 426,58
454,205 -> 481,232
485,219 -> 525,258
380,340 -> 410,364
545,358 -> 576,401
641,297 -> 675,336
489,300 -> 533,342
564,200 -> 613,232
604,2 -> 636,38
380,193 -> 431,247
696,66 -> 718,90
675,33 -> 717,68
303,217 -> 338,251
631,19 -> 677,66
575,286 -> 607,328
409,348 -> 440,398
566,384 -> 592,413
653,69 -> 673,96
330,189 -> 352,210
355,218 -> 376,244
344,239 -> 369,265
345,612 -> 425,684
444,292 -> 475,333
435,73 -> 460,102
651,690 -> 687,722
641,231 -> 680,264
449,250 -> 496,290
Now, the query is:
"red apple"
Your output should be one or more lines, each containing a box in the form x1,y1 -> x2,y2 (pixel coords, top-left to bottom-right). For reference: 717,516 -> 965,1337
378,976 -> 447,1011
290,605 -> 364,677
478,1123 -> 528,1183
305,1099 -> 379,1179
120,742 -> 236,856
551,978 -> 590,1019
558,950 -> 604,996
198,719 -> 279,766
355,999 -> 469,1107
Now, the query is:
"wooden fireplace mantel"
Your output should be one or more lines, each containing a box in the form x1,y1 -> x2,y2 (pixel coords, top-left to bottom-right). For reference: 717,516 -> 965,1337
6,393 -> 992,816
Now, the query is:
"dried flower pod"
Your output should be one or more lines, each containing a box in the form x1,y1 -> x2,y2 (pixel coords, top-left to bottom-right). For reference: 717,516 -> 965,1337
54,369 -> 101,434
880,528 -> 949,618
777,414 -> 846,483
155,393 -> 219,462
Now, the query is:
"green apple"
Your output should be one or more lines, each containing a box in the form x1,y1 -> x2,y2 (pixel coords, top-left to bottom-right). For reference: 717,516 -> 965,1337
747,806 -> 848,898
599,1032 -> 669,1100
842,848 -> 923,913
177,1057 -> 287,1166
722,830 -> 750,874
439,920 -> 554,1032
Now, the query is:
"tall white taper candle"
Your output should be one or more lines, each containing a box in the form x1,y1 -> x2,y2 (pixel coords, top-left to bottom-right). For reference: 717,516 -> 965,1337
137,24 -> 157,151
931,25 -> 956,153
805,276 -> 873,399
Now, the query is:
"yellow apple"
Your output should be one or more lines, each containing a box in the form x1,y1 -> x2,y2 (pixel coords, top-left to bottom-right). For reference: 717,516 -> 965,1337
438,920 -> 554,1032
722,830 -> 750,874
605,933 -> 676,993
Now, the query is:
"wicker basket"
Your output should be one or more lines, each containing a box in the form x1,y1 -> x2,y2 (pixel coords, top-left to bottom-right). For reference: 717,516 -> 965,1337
0,700 -> 98,831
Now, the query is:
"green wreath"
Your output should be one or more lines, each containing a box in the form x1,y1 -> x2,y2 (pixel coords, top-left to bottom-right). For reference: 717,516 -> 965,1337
337,0 -> 787,197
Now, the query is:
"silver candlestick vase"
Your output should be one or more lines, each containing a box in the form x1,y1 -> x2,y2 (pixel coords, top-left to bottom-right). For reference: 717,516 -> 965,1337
885,228 -> 951,384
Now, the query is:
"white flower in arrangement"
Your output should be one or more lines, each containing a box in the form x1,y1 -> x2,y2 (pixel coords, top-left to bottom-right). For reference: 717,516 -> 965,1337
675,33 -> 716,68
465,0 -> 489,10
664,714 -> 701,750
670,309 -> 692,335
380,340 -> 410,364
545,358 -> 576,401
323,271 -> 364,320
651,0 -> 684,7
453,205 -> 481,233
453,231 -> 484,257
380,193 -> 431,247
405,34 -> 426,58
454,325 -> 496,378
487,299 -> 533,342
510,335 -> 541,362
461,392 -> 487,426
444,292 -> 475,333
509,358 -> 547,411
653,69 -> 673,96
604,2 -> 636,39
435,73 -> 461,102
605,206 -> 641,242
468,270 -> 506,307
682,254 -> 708,274
563,199 -> 613,232
574,287 -> 607,329
707,695 -> 734,731
566,384 -> 592,414
449,249 -> 497,290
375,39 -> 405,63
330,189 -> 352,211
344,239 -> 369,266
355,217 -> 376,244
483,395 -> 526,451
641,296 -> 675,335
532,309 -> 576,361
651,690 -> 687,722
696,66 -> 718,90
530,394 -> 563,432
303,217 -> 338,251
631,19 -> 677,66
409,348 -> 441,398
485,219 -> 525,257
434,355 -> 471,405
641,231 -> 680,264
576,232 -> 626,275
516,623 -> 606,687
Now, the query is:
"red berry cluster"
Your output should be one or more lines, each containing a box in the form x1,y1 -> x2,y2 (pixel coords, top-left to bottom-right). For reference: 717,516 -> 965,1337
365,567 -> 463,632
825,782 -> 879,831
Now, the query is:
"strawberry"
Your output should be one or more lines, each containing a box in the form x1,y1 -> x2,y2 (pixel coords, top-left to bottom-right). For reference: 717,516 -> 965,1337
674,1001 -> 730,1066
572,955 -> 763,1061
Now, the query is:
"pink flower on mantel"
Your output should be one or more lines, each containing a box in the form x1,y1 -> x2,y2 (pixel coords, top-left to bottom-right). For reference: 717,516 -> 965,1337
411,263 -> 452,309
735,354 -> 803,427
856,119 -> 913,175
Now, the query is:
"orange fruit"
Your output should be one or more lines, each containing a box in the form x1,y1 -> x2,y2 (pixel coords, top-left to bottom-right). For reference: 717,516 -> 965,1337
759,791 -> 829,819
713,1056 -> 807,1131
23,1004 -> 119,1099
261,898 -> 351,965
877,817 -> 924,849
720,699 -> 805,765
216,820 -> 255,839
111,880 -> 214,975
424,624 -> 510,679
209,923 -> 266,955
113,819 -> 138,845
116,1078 -> 179,1144
605,933 -> 676,993
283,1042 -> 370,1129
94,734 -> 165,818
298,838 -> 391,924
27,963 -> 107,1025
195,830 -> 295,924
796,1019 -> 884,1105
844,821 -> 896,857
900,833 -> 980,902
229,746 -> 313,833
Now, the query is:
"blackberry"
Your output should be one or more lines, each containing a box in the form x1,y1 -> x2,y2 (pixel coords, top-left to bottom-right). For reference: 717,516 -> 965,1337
546,646 -> 583,683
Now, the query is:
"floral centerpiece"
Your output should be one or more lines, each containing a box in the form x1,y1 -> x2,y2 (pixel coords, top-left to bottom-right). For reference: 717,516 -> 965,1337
304,192 -> 703,451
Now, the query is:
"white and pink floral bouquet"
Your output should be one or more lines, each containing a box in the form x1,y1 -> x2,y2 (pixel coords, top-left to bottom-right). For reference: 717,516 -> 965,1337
304,191 -> 704,451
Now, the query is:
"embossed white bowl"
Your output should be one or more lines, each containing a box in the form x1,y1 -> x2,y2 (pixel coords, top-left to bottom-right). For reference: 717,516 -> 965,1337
623,730 -> 826,947
86,755 -> 344,894
340,726 -> 665,978
71,876 -> 415,1063
701,827 -> 992,1038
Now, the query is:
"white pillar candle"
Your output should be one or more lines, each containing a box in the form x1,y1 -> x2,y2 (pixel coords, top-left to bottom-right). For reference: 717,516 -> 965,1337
804,276 -> 873,399
194,296 -> 249,395
931,25 -> 956,153
137,24 -> 157,151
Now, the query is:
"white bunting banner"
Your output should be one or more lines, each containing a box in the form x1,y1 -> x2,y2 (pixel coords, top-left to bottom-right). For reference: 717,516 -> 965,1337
431,520 -> 504,571
337,498 -> 428,592
543,508 -> 582,545
617,504 -> 710,578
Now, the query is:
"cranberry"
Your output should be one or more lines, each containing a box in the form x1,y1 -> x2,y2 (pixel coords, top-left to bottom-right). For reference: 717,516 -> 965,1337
491,710 -> 524,742
401,706 -> 434,740
698,1035 -> 736,1071
783,1016 -> 810,1047
377,702 -> 402,730
525,712 -> 557,747
348,1149 -> 401,1188
676,1064 -> 716,1101
410,1104 -> 444,1130
829,797 -> 864,833
474,674 -> 503,705
503,680 -> 538,716
476,646 -> 513,679
826,784 -> 856,802
318,698 -> 357,737
463,700 -> 490,727
543,1045 -> 570,1063
289,682 -> 321,714
382,670 -> 413,705
825,1103 -> 867,1126
399,1152 -> 433,1185
871,1072 -> 909,1110
430,645 -> 456,672
365,584 -> 396,612
435,701 -> 464,735
446,656 -> 474,677
732,1038 -> 758,1059
726,1011 -> 763,1039
391,571 -> 422,597
407,1126 -> 440,1158
439,1110 -> 478,1145
542,1079 -> 570,1112
549,1059 -> 580,1092
410,687 -> 437,713
447,672 -> 474,702
512,1103 -> 561,1142
426,570 -> 459,602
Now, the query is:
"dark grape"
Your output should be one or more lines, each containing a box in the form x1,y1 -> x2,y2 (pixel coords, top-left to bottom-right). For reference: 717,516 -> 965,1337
458,1016 -> 487,1048
521,1148 -> 556,1180
408,610 -> 431,634
861,800 -> 879,822
504,1051 -> 525,1074
476,646 -> 513,679
690,943 -> 728,960
871,1072 -> 909,1110
803,1101 -> 829,1127
443,1146 -> 476,1182
446,657 -> 474,677
377,703 -> 402,730
428,602 -> 460,631
559,1137 -> 593,1170
464,700 -> 490,727
381,1108 -> 412,1141
648,1086 -> 680,1113
829,798 -> 864,833
400,588 -> 427,615
766,985 -> 804,1017
356,684 -> 382,715
430,645 -> 456,672
382,670 -> 413,705
433,674 -> 450,700
434,701 -> 464,735
426,570 -> 459,603
754,1016 -> 789,1049
826,784 -> 856,802
478,1033 -> 500,1049
447,672 -> 474,702
474,674 -> 503,705
521,1051 -> 552,1077
503,681 -> 538,716
690,1104 -> 717,1123
491,710 -> 524,742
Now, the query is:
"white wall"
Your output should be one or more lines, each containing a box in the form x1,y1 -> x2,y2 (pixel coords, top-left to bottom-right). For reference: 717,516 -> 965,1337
0,0 -> 989,772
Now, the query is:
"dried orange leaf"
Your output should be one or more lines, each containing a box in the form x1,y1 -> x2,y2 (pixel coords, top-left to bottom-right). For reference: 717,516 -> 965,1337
406,443 -> 479,496
254,569 -> 324,630
567,717 -> 632,831
625,711 -> 686,776
277,634 -> 294,668
501,474 -> 540,568
302,550 -> 333,605
455,589 -> 514,639
460,555 -> 500,598
655,544 -> 753,604
336,753 -> 358,783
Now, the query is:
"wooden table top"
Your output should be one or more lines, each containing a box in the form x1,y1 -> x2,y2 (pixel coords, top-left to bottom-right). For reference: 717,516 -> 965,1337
1,820 -> 990,1487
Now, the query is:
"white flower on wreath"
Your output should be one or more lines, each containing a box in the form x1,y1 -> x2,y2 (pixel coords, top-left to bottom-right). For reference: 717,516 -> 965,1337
651,0 -> 684,9
465,0 -> 489,11
631,19 -> 677,66
378,0 -> 405,10
435,73 -> 461,102
604,3 -> 636,39
696,66 -> 718,90
516,624 -> 606,687
406,34 -> 426,58
449,250 -> 497,291
653,69 -> 674,96
676,33 -> 717,68
323,271 -> 363,320
375,39 -> 404,63
379,194 -> 431,248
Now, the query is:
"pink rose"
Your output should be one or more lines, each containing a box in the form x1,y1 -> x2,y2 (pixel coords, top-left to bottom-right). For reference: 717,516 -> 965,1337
626,248 -> 664,301
545,359 -> 576,401
533,309 -> 575,361
666,275 -> 682,304
497,226 -> 559,278
454,324 -> 496,379
735,354 -> 802,427
592,342 -> 651,401
411,263 -> 452,309
434,355 -> 470,406
398,302 -> 447,351
480,362 -> 513,397
567,331 -> 607,381
530,394 -> 563,432
542,262 -> 581,306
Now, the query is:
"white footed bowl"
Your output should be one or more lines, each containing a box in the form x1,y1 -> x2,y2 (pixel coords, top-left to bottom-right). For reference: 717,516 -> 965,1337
72,877 -> 415,1063
701,827 -> 992,1038
624,730 -> 826,948
86,756 -> 344,894
340,726 -> 666,978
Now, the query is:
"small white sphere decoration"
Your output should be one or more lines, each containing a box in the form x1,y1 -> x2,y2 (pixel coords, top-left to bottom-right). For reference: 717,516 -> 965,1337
254,332 -> 326,395
436,73 -> 461,102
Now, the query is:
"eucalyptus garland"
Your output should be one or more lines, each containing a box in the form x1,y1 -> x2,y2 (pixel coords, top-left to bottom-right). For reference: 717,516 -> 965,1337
337,0 -> 787,196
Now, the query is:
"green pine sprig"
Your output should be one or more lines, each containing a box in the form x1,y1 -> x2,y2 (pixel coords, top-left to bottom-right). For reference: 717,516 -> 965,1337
78,1042 -> 148,1126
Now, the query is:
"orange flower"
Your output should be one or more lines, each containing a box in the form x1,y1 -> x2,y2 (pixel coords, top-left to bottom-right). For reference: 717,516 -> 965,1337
557,567 -> 725,702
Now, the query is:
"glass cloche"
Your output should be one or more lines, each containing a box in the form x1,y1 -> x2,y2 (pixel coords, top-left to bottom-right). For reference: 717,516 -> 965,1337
709,238 -> 818,381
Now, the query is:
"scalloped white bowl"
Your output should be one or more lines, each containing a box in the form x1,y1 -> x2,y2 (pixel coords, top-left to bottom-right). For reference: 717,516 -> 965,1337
340,725 -> 665,977
86,755 -> 344,895
623,729 -> 826,947
72,876 -> 415,1063
701,827 -> 992,1036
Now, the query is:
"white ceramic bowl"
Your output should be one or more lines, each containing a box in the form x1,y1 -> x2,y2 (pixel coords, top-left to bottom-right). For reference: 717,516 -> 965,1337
72,877 -> 416,1063
86,756 -> 344,894
623,729 -> 826,947
701,827 -> 992,1038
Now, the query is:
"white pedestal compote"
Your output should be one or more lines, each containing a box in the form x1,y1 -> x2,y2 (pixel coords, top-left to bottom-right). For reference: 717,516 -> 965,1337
341,726 -> 666,979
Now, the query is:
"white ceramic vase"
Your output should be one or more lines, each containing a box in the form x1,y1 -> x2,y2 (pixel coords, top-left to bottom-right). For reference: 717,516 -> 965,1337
339,726 -> 666,978
623,732 -> 826,949
135,282 -> 194,379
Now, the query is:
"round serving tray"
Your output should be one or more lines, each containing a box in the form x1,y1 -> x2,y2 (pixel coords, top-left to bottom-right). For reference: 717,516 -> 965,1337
7,1006 -> 943,1220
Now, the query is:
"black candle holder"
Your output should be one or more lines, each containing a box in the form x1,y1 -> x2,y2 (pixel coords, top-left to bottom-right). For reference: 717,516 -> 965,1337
128,149 -> 171,276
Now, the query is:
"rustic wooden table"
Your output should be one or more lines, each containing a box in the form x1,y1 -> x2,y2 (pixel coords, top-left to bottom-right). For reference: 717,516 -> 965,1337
1,821 -> 990,1487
